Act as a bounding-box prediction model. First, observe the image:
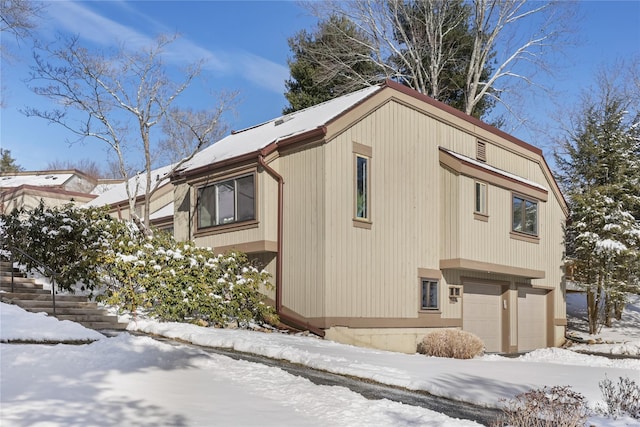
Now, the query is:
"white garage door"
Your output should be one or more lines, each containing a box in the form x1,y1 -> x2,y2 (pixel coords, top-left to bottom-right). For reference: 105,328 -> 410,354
463,283 -> 502,353
518,288 -> 547,351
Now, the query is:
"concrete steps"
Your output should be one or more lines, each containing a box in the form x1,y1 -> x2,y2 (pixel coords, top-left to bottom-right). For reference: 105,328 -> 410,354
0,261 -> 128,331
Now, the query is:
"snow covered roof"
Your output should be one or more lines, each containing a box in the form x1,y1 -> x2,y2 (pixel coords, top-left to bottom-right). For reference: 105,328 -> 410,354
439,147 -> 547,192
0,172 -> 75,188
85,163 -> 175,207
180,84 -> 384,174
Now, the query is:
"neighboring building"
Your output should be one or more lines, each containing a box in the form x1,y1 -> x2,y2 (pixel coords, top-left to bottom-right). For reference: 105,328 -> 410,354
171,80 -> 568,354
85,164 -> 175,232
0,170 -> 102,213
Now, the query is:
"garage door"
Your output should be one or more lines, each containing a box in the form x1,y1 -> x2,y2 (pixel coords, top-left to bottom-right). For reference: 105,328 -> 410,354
518,288 -> 547,351
463,283 -> 502,352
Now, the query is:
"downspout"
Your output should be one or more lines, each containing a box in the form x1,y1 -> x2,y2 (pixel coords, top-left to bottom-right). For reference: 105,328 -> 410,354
257,154 -> 283,313
258,153 -> 325,337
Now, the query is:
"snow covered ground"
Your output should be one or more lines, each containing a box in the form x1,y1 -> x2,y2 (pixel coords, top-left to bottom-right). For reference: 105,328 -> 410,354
1,293 -> 639,426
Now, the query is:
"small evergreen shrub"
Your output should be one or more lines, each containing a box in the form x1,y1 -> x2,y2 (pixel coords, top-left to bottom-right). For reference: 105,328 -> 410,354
417,329 -> 484,359
598,376 -> 640,419
1,204 -> 277,328
494,385 -> 589,427
0,201 -> 111,293
98,222 -> 277,327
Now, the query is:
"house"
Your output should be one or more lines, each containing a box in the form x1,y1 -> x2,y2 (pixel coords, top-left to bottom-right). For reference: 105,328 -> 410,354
85,164 -> 175,233
0,169 -> 110,214
171,80 -> 568,354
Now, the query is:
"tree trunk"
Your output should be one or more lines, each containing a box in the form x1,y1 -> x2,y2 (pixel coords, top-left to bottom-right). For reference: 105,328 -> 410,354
603,292 -> 613,327
586,289 -> 598,335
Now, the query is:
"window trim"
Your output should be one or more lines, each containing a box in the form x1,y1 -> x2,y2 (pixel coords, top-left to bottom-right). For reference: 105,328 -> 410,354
474,180 -> 488,219
511,193 -> 538,237
196,172 -> 257,231
352,142 -> 372,228
420,278 -> 440,311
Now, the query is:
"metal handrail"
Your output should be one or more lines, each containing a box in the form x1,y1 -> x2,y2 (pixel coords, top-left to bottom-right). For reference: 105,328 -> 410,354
5,244 -> 60,316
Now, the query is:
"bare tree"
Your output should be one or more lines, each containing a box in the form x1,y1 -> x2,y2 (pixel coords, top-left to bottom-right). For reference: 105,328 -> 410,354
158,103 -> 234,165
302,0 -> 574,125
46,158 -> 107,179
24,34 -> 236,232
1,0 -> 44,106
0,0 -> 41,41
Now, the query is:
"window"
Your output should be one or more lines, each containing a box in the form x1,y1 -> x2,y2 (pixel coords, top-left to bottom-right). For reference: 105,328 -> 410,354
421,279 -> 439,310
474,181 -> 487,215
512,195 -> 537,235
197,174 -> 255,229
355,155 -> 369,220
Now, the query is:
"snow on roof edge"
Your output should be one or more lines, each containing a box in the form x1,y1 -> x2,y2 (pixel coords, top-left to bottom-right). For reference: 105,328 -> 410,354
440,147 -> 547,191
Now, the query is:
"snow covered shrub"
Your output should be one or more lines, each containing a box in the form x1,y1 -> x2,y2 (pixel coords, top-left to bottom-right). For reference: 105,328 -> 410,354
99,224 -> 277,327
417,329 -> 484,359
598,376 -> 640,419
0,201 -> 111,293
494,385 -> 589,427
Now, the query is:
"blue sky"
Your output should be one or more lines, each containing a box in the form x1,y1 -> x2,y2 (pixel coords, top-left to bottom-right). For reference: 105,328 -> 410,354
1,0 -> 639,173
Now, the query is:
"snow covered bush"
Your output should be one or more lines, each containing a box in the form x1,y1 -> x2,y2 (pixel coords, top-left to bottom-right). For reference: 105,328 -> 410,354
598,376 -> 640,419
98,223 -> 277,327
494,385 -> 589,427
417,329 -> 484,359
0,201 -> 111,293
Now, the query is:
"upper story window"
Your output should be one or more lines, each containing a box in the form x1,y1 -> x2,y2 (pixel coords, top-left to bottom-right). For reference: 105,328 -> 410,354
197,174 -> 255,229
475,181 -> 487,215
421,279 -> 439,310
355,155 -> 369,220
512,194 -> 537,236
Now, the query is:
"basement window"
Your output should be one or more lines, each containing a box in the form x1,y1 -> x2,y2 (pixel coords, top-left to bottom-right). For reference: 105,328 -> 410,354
421,279 -> 439,310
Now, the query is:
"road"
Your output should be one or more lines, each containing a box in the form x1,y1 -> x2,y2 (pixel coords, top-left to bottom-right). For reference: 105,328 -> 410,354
145,334 -> 502,426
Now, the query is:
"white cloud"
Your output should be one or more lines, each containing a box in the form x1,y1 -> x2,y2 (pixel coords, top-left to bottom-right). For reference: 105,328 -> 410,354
45,2 -> 153,49
230,52 -> 289,94
44,2 -> 287,94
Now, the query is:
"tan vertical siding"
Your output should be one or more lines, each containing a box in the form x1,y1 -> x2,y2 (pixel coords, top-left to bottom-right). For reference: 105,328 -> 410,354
173,182 -> 190,242
280,143 -> 326,318
323,103 -> 443,319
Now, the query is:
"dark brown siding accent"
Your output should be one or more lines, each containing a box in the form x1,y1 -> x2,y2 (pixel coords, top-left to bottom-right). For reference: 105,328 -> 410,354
211,240 -> 277,254
439,148 -> 548,201
441,258 -> 545,279
0,184 -> 97,200
418,268 -> 442,279
310,316 -> 463,329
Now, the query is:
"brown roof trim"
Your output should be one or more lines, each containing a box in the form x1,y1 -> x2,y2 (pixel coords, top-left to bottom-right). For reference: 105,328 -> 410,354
382,79 -> 543,156
438,147 -> 548,197
102,182 -> 174,209
276,126 -> 327,151
175,127 -> 329,181
173,150 -> 261,181
0,184 -> 97,199
0,169 -> 98,185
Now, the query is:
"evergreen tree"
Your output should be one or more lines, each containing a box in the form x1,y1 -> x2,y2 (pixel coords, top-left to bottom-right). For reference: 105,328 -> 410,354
391,0 -> 495,119
283,15 -> 381,114
555,72 -> 640,334
0,148 -> 23,173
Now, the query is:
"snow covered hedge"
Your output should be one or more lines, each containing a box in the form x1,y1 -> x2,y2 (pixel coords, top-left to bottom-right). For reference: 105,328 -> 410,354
1,203 -> 277,328
1,201 -> 111,292
98,220 -> 277,327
